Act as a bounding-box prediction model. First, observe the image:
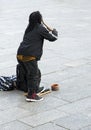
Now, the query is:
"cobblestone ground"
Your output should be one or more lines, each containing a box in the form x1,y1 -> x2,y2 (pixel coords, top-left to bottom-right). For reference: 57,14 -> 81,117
0,0 -> 91,130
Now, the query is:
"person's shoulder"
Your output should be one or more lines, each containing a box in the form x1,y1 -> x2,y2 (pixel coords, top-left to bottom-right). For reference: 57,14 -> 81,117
38,24 -> 46,31
38,24 -> 48,35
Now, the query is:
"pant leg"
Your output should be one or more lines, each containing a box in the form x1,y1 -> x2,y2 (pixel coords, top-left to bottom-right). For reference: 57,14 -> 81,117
17,59 -> 41,96
17,60 -> 27,92
36,68 -> 41,91
23,60 -> 40,96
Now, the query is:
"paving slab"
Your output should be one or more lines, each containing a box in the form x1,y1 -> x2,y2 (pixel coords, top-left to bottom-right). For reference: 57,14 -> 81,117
57,97 -> 91,117
19,94 -> 68,115
30,122 -> 67,130
50,74 -> 91,102
0,107 -> 30,125
0,120 -> 32,130
53,114 -> 91,130
19,110 -> 68,127
80,125 -> 91,130
42,63 -> 91,86
0,90 -> 25,110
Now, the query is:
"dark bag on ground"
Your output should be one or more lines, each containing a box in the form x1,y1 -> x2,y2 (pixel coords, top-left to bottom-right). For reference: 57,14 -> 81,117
0,75 -> 16,91
16,64 -> 28,92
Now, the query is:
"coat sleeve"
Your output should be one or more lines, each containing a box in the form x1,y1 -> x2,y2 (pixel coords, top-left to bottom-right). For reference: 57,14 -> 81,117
39,25 -> 58,41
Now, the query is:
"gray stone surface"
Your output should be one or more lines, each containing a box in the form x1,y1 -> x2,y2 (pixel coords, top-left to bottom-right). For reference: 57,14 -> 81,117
19,110 -> 68,127
57,97 -> 91,116
19,94 -> 68,115
53,114 -> 91,130
80,126 -> 91,130
0,107 -> 30,125
50,74 -> 91,102
0,90 -> 24,110
0,121 -> 32,130
0,0 -> 91,129
31,122 -> 67,130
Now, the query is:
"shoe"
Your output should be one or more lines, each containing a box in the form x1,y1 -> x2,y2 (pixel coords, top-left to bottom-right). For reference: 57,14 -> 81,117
36,86 -> 45,94
26,93 -> 43,102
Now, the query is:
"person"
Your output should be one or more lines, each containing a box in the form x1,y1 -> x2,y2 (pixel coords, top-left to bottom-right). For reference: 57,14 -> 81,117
16,11 -> 58,102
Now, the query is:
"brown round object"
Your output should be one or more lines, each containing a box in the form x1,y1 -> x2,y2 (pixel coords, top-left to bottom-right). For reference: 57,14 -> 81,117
51,84 -> 59,91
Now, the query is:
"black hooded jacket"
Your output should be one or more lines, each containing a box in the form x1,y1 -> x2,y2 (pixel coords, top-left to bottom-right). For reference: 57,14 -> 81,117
17,23 -> 57,60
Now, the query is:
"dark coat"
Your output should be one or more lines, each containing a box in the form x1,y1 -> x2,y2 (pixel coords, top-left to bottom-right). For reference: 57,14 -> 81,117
17,23 -> 57,60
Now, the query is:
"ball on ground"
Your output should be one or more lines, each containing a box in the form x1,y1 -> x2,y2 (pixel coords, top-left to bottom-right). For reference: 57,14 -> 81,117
51,84 -> 59,91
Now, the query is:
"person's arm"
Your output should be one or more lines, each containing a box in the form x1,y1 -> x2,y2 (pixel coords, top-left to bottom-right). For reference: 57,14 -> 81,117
42,20 -> 58,36
40,20 -> 58,41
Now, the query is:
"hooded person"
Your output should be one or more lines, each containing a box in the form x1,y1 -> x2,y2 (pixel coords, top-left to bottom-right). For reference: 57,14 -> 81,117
17,11 -> 58,102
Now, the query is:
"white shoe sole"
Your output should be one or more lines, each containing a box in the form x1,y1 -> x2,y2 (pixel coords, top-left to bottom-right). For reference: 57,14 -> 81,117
26,97 -> 43,102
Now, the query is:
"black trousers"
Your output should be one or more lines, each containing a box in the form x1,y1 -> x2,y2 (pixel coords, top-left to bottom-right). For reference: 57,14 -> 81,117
18,60 -> 41,96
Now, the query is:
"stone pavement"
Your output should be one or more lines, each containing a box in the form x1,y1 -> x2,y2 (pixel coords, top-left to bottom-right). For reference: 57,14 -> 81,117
0,0 -> 91,129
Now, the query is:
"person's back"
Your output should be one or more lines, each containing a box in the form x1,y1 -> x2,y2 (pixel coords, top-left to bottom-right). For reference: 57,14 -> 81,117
17,23 -> 57,60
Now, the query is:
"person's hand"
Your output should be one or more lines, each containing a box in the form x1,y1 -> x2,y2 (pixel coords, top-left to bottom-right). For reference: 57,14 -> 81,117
52,29 -> 58,37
